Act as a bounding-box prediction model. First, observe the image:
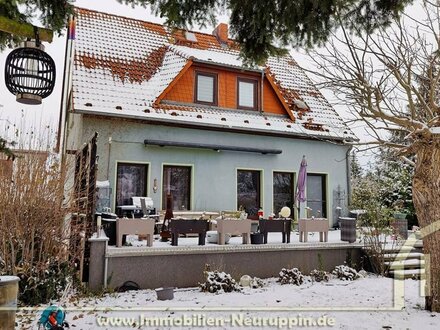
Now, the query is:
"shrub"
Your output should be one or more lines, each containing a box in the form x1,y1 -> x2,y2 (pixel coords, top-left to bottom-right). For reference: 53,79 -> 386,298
278,268 -> 305,285
0,148 -> 77,305
249,277 -> 264,289
310,269 -> 330,282
332,265 -> 361,281
18,259 -> 72,305
199,271 -> 241,293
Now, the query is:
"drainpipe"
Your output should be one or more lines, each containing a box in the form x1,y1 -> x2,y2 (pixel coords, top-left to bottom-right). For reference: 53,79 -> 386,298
346,146 -> 353,207
103,253 -> 108,289
261,70 -> 264,113
107,136 -> 112,180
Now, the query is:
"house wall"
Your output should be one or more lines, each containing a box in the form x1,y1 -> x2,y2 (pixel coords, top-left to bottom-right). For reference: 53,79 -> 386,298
163,65 -> 286,115
76,116 -> 350,226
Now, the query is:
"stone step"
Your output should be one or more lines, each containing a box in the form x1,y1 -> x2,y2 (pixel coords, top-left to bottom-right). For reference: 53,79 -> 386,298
383,252 -> 425,261
382,242 -> 423,254
389,268 -> 425,279
385,259 -> 425,270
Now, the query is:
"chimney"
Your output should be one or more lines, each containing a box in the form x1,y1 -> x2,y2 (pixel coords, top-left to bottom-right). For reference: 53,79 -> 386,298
212,23 -> 228,44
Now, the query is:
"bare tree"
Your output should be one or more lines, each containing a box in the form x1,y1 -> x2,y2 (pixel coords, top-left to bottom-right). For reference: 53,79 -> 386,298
308,0 -> 440,312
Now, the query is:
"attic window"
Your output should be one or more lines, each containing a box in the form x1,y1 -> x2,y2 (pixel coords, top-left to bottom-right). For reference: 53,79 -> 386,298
237,78 -> 258,110
195,71 -> 218,106
185,31 -> 197,42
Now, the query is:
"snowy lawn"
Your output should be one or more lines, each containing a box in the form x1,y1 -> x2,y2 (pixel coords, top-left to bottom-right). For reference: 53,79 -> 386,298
16,275 -> 438,329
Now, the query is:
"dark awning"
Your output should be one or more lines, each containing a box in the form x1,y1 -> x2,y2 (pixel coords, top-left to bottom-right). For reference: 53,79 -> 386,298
144,139 -> 282,155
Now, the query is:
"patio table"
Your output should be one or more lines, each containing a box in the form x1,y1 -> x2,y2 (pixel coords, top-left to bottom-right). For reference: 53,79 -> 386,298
258,219 -> 292,244
298,218 -> 329,242
169,219 -> 209,246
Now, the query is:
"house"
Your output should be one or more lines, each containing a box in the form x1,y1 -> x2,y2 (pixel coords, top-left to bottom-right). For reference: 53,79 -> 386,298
59,7 -> 356,226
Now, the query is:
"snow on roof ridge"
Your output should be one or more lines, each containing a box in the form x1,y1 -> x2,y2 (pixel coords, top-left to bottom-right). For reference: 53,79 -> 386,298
74,6 -> 237,43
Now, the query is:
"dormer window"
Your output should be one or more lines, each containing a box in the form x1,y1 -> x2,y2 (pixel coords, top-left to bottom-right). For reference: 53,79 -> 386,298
195,71 -> 217,105
237,78 -> 258,110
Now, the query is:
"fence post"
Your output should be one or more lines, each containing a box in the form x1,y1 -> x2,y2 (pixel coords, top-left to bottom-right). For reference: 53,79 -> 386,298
88,236 -> 108,291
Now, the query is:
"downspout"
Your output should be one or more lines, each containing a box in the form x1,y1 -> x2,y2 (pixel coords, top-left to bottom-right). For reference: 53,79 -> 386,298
346,145 -> 353,207
103,252 -> 108,289
58,15 -> 75,161
107,136 -> 112,180
261,70 -> 264,113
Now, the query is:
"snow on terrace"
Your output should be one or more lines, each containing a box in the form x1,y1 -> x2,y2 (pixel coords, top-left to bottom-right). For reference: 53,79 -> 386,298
72,7 -> 356,141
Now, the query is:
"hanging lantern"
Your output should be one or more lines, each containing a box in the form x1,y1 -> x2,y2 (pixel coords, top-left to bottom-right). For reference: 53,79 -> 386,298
4,40 -> 56,105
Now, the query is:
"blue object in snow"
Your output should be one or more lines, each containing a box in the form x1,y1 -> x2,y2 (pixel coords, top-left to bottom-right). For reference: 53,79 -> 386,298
38,305 -> 68,329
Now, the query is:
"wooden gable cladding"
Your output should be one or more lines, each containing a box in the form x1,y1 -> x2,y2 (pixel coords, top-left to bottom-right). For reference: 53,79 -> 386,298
160,63 -> 293,118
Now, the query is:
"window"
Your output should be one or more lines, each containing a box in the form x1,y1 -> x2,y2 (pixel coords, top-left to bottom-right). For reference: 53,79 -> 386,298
237,169 -> 261,219
273,172 -> 294,216
195,72 -> 217,105
116,163 -> 148,207
307,174 -> 327,217
237,78 -> 258,110
162,165 -> 191,210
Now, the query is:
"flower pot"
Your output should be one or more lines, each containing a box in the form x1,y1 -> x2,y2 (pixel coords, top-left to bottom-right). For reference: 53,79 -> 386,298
0,276 -> 20,330
391,218 -> 408,239
250,233 -> 264,244
155,287 -> 174,300
393,212 -> 407,220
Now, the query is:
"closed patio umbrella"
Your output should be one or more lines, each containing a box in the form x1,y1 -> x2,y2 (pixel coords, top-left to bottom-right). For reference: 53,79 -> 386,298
296,156 -> 307,219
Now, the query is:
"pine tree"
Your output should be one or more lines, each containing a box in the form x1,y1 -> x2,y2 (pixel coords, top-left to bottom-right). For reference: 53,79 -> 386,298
0,0 -> 413,63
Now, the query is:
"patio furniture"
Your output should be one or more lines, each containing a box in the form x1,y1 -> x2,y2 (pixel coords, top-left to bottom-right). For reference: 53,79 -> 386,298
116,218 -> 155,247
339,217 -> 356,243
172,211 -> 219,219
169,219 -> 209,246
216,219 -> 252,245
116,197 -> 156,218
298,218 -> 329,242
258,219 -> 292,244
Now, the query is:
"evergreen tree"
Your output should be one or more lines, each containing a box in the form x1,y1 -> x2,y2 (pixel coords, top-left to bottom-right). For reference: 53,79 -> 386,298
0,0 -> 413,63
350,151 -> 362,181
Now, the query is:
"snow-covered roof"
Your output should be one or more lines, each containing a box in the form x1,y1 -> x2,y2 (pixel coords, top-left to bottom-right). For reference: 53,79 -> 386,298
71,7 -> 356,141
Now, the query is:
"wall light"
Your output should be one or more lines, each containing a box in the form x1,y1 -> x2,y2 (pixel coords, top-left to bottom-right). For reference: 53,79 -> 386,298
153,178 -> 158,193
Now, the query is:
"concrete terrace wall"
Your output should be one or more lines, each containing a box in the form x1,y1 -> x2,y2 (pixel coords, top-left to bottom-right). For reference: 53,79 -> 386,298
89,243 -> 363,290
76,116 -> 350,225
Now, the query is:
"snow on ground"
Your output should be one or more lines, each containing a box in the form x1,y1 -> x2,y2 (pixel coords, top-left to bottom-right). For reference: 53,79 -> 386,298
17,275 -> 438,330
119,229 -> 361,248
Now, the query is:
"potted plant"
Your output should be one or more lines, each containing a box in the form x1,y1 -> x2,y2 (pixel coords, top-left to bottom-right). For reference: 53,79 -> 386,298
391,201 -> 408,239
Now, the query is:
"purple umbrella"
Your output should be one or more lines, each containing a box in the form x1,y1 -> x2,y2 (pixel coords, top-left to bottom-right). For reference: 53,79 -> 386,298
296,156 -> 307,217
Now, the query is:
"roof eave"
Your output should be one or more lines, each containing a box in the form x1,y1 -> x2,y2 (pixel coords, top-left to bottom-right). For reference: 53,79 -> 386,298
74,107 -> 355,143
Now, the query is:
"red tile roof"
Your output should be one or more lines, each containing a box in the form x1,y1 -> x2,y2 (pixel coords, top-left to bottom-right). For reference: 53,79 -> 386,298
70,7 -> 356,141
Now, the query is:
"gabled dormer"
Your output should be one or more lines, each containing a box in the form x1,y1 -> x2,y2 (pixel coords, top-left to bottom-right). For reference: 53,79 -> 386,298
154,25 -> 299,122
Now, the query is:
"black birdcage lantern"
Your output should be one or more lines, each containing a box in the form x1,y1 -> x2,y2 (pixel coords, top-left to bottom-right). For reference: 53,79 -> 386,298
4,39 -> 56,105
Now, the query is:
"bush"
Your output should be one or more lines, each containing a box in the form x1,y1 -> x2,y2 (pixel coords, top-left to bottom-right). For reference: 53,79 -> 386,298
278,268 -> 305,285
199,271 -> 241,293
18,260 -> 72,305
0,148 -> 77,305
332,265 -> 361,281
310,269 -> 330,282
249,277 -> 264,289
